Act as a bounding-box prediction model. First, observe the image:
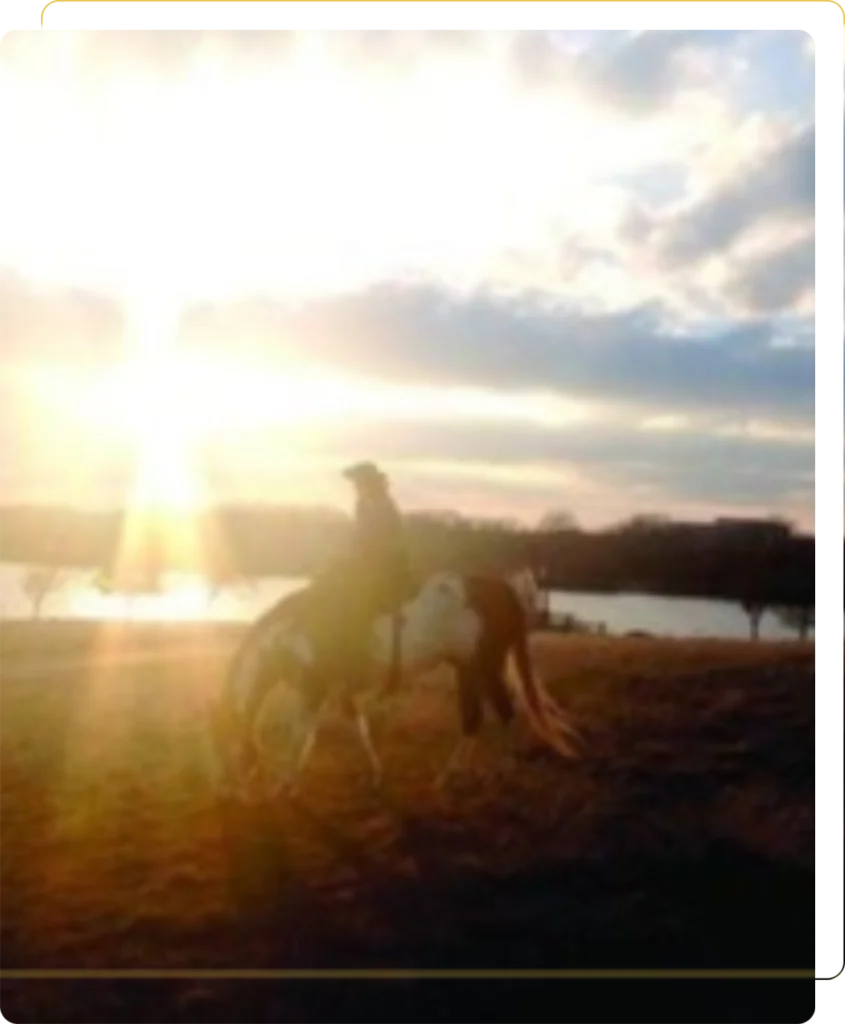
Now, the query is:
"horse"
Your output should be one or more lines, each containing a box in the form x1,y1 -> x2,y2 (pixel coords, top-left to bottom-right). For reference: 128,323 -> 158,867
206,569 -> 582,801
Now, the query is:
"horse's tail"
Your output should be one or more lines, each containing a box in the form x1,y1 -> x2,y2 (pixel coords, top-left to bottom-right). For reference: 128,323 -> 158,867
507,566 -> 544,627
508,615 -> 582,759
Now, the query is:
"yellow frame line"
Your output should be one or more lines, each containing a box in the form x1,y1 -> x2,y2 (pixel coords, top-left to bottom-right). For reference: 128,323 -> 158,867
0,968 -> 816,979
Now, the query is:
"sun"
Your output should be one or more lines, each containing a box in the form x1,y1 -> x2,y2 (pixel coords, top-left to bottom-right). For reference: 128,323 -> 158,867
95,295 -> 217,586
128,380 -> 200,515
115,298 -> 205,511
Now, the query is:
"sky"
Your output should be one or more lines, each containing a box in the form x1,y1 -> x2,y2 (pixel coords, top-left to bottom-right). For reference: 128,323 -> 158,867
0,30 -> 814,530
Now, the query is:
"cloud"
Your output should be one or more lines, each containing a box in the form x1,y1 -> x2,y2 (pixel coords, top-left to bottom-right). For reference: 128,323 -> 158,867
181,282 -> 814,425
199,412 -> 812,524
725,234 -> 814,314
0,272 -> 125,365
0,399 -> 813,524
313,417 -> 810,490
0,30 -> 815,529
511,30 -> 747,117
653,123 -> 814,266
0,31 -> 814,318
1,30 -> 487,89
1,31 -> 300,81
329,30 -> 485,68
0,364 -> 135,506
581,31 -> 737,115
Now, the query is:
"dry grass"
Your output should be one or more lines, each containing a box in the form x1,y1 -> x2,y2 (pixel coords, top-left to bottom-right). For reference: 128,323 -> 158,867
0,619 -> 238,665
0,625 -> 813,1021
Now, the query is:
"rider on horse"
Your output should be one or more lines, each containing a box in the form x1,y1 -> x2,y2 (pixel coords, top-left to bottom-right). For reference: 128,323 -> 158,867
340,461 -> 415,694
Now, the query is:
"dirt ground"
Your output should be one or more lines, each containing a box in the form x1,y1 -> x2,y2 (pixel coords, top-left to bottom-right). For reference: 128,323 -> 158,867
0,624 -> 813,1022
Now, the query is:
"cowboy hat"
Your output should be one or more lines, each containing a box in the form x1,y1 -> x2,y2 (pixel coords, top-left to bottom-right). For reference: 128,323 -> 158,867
342,461 -> 388,485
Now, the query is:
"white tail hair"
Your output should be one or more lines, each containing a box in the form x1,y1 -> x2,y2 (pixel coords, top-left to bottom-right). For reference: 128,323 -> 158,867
507,566 -> 544,627
507,622 -> 581,758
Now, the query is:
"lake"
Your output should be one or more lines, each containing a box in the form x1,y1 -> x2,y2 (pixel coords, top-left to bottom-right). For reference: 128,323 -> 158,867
0,561 -> 805,641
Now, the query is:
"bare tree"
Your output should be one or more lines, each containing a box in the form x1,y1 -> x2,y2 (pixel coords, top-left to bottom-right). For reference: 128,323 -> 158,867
21,565 -> 66,619
93,555 -> 164,621
774,605 -> 814,641
204,560 -> 254,611
612,513 -> 672,534
536,510 -> 579,532
408,509 -> 467,527
740,598 -> 767,641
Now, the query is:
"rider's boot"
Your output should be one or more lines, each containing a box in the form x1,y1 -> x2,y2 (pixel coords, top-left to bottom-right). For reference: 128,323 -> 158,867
343,625 -> 372,695
379,613 -> 402,696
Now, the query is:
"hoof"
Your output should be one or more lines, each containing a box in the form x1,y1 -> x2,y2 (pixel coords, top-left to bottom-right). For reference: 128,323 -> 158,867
268,775 -> 299,799
215,775 -> 253,804
214,784 -> 238,806
239,778 -> 268,805
223,787 -> 250,807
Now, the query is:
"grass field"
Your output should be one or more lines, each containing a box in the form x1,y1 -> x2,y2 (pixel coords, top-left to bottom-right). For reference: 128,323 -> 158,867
0,623 -> 813,1022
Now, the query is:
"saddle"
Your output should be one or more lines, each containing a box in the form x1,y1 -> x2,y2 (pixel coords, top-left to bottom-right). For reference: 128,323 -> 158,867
377,569 -> 418,696
306,557 -> 418,695
379,609 -> 403,696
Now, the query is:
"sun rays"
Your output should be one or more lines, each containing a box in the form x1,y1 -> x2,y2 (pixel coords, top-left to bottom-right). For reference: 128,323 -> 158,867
100,299 -> 205,583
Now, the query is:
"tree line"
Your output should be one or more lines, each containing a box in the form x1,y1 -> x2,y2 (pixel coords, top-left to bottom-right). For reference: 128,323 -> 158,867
0,503 -> 814,638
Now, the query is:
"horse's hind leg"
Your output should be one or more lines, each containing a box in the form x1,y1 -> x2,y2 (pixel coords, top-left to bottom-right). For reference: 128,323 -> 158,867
471,636 -> 522,768
335,689 -> 384,789
270,693 -> 327,797
479,670 -> 523,766
482,670 -> 516,726
436,666 -> 483,788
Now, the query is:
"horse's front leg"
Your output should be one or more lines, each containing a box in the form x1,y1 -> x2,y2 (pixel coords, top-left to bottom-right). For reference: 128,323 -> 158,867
207,698 -> 263,804
339,691 -> 384,790
230,660 -> 292,803
262,689 -> 327,798
355,707 -> 383,790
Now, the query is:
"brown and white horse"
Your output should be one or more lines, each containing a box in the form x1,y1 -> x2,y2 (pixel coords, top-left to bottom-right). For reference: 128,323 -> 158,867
207,570 -> 581,801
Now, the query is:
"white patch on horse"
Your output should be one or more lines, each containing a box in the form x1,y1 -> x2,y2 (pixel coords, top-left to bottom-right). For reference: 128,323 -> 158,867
208,568 -> 582,802
227,620 -> 313,719
370,571 -> 481,678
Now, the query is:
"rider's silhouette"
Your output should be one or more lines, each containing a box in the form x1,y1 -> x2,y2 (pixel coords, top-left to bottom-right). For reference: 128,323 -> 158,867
339,461 -> 414,694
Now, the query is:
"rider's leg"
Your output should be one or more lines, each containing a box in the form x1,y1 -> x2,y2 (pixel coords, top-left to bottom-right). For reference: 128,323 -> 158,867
343,640 -> 369,694
338,592 -> 375,693
378,610 -> 402,695
373,564 -> 411,695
